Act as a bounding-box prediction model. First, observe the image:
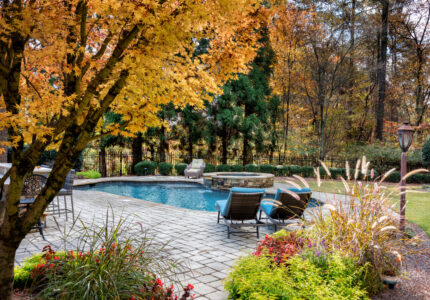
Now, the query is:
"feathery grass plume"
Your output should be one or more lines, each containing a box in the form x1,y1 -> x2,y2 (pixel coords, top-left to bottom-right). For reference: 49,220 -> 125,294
361,156 -> 367,175
324,204 -> 336,211
346,161 -> 351,180
380,168 -> 397,183
292,175 -> 310,188
354,159 -> 361,180
400,169 -> 430,182
280,188 -> 300,200
284,180 -> 302,190
370,169 -> 375,179
380,226 -> 397,232
319,160 -> 331,177
314,167 -> 321,187
340,177 -> 350,193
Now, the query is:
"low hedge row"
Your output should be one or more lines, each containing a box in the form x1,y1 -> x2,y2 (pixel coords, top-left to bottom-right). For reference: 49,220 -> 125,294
133,161 -> 430,183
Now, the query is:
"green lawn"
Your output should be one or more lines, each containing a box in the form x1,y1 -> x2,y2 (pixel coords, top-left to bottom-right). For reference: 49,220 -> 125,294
281,179 -> 430,236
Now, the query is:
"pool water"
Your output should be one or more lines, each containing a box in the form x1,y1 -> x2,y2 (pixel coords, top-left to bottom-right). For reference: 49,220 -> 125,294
76,182 -> 320,212
76,182 -> 229,211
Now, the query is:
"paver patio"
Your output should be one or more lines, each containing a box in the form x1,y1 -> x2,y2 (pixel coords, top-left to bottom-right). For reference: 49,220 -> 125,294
16,177 -> 329,300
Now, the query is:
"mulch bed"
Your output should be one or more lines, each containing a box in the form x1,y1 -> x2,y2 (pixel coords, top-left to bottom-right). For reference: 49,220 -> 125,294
374,223 -> 430,300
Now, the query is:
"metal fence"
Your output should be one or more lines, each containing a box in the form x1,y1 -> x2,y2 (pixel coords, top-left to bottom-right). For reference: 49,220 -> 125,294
82,151 -> 347,177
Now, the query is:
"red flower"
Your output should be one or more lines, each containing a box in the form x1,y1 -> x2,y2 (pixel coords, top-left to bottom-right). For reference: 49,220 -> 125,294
156,278 -> 163,287
130,295 -> 136,300
187,284 -> 194,290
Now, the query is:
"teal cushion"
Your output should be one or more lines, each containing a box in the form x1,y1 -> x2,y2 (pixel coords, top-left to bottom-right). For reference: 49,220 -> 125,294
215,200 -> 227,214
218,187 -> 265,217
275,187 -> 311,200
260,199 -> 276,216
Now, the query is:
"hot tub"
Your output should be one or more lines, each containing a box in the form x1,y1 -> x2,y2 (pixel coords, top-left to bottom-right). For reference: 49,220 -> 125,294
203,172 -> 274,190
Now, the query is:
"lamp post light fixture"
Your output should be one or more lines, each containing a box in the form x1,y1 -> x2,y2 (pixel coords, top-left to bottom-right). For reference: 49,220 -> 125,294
397,121 -> 415,232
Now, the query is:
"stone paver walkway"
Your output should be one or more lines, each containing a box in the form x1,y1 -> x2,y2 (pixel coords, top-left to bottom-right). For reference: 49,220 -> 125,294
16,176 -> 328,299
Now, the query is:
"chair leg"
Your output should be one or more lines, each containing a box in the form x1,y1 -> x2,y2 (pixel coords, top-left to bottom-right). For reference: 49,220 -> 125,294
38,218 -> 46,241
56,196 -> 61,217
217,211 -> 220,224
64,195 -> 68,221
227,226 -> 230,239
256,226 -> 259,239
71,194 -> 75,220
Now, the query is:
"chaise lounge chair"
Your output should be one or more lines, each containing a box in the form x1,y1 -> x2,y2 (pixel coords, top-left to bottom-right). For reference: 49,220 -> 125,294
184,159 -> 206,179
215,187 -> 265,238
259,187 -> 311,231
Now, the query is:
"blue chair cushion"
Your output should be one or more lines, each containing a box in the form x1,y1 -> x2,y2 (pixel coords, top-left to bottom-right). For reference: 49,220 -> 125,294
260,199 -> 276,216
217,187 -> 265,217
215,200 -> 227,214
20,198 -> 35,205
274,187 -> 311,200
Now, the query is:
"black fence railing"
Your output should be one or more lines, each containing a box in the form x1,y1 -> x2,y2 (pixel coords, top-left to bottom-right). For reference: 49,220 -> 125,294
82,152 -> 348,177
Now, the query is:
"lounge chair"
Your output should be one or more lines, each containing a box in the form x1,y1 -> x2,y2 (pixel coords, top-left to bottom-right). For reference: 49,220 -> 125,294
215,187 -> 265,238
259,188 -> 311,231
184,159 -> 206,179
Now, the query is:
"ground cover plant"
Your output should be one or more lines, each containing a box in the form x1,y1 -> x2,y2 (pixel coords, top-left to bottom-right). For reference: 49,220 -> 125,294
14,213 -> 194,299
76,170 -> 102,179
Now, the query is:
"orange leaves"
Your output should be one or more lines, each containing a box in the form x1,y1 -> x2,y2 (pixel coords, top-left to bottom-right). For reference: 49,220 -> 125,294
1,0 -> 262,144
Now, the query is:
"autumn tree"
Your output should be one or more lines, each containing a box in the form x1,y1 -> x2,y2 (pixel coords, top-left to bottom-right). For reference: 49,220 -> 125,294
0,0 -> 262,297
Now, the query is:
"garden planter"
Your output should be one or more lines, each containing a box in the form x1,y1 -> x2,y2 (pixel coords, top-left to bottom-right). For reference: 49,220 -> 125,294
381,275 -> 399,289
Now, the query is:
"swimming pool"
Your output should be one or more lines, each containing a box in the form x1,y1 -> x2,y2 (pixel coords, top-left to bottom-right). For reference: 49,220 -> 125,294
76,182 -> 320,212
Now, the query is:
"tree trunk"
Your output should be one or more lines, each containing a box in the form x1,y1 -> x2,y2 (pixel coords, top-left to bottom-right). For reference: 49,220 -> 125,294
242,135 -> 249,166
159,126 -> 166,162
0,240 -> 18,300
99,147 -> 107,177
188,128 -> 193,163
375,0 -> 389,140
221,131 -> 228,165
131,132 -> 142,174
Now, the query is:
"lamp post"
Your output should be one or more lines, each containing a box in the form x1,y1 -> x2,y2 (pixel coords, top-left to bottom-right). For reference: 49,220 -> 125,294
397,121 -> 415,232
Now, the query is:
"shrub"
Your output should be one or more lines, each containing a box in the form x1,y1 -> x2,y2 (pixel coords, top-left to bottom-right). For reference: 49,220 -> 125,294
174,163 -> 188,175
274,165 -> 285,176
17,213 -> 194,299
204,163 -> 216,173
216,164 -> 231,172
254,231 -> 308,265
135,161 -> 157,175
230,164 -> 244,172
158,162 -> 173,175
308,159 -> 417,281
385,171 -> 401,183
225,251 -> 370,300
244,164 -> 259,172
422,137 -> 430,166
259,164 -> 275,174
76,170 -> 101,179
298,166 -> 314,177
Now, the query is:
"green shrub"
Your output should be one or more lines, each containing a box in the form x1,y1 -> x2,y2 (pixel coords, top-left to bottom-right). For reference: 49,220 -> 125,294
14,253 -> 46,288
225,251 -> 370,300
422,137 -> 430,166
274,165 -> 285,176
216,164 -> 231,172
244,164 -> 259,172
76,170 -> 101,179
204,163 -> 216,173
158,162 -> 173,175
385,171 -> 401,183
19,214 -> 194,299
174,163 -> 188,175
287,165 -> 301,176
298,166 -> 314,177
135,161 -> 157,175
230,164 -> 244,172
259,164 -> 275,174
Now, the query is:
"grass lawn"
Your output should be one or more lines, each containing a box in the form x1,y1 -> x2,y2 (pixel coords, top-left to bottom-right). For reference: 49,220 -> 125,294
281,178 -> 430,236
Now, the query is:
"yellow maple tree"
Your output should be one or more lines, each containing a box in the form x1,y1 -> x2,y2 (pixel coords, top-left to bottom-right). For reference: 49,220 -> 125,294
0,1 -> 262,296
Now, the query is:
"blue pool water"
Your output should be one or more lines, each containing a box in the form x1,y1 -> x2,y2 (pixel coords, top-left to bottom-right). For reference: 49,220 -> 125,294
76,182 -> 320,212
76,182 -> 230,211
